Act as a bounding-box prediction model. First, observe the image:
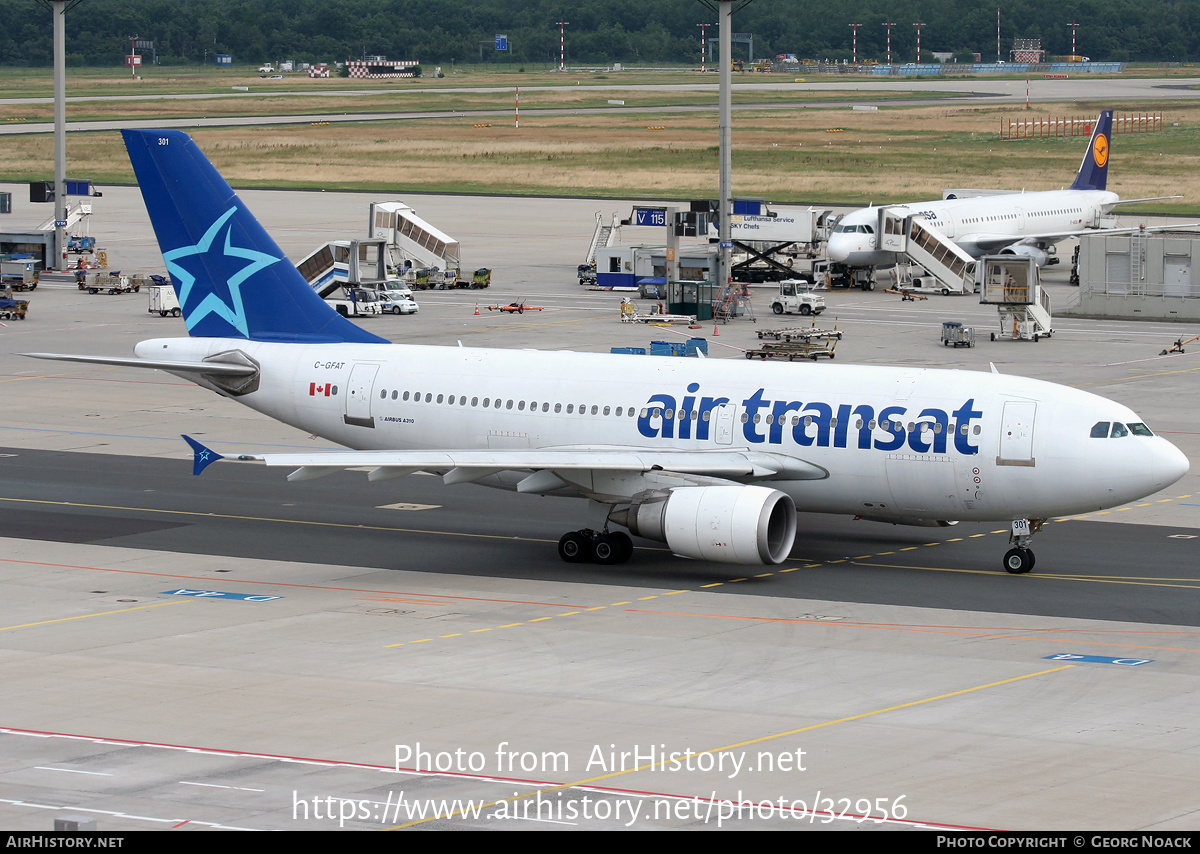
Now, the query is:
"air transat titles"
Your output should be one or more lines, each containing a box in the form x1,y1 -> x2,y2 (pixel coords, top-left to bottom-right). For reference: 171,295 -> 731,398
637,382 -> 983,455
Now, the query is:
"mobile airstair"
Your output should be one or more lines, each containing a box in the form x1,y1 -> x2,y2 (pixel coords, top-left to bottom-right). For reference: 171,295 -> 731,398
977,255 -> 1053,341
877,207 -> 977,295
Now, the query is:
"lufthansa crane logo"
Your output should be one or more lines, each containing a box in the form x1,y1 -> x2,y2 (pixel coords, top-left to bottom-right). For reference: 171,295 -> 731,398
1092,133 -> 1109,168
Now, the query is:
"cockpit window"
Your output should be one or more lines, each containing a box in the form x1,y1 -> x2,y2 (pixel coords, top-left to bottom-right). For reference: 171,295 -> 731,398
1090,422 -> 1109,438
1127,422 -> 1154,436
1110,422 -> 1129,438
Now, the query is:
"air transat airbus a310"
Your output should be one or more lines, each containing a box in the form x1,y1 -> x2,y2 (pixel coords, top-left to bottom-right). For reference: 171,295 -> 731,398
29,130 -> 1189,574
827,110 -> 1177,270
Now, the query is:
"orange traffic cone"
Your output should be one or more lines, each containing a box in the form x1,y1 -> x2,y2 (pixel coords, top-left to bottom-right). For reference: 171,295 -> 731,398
713,323 -> 719,337
474,303 -> 480,316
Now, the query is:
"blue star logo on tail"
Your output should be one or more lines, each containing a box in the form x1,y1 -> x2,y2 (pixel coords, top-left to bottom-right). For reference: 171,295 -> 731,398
163,206 -> 281,338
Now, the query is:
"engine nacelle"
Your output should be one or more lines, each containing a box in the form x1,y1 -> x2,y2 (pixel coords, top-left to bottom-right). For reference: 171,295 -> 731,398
610,485 -> 797,565
999,244 -> 1049,267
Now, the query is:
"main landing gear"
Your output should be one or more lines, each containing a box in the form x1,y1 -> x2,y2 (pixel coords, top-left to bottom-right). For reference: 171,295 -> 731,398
1002,518 -> 1044,574
558,529 -> 634,565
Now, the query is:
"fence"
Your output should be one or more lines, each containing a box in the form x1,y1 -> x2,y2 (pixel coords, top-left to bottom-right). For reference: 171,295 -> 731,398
1000,111 -> 1162,140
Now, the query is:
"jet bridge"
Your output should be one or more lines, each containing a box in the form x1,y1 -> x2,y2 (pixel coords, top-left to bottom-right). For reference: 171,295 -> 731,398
877,207 -> 976,295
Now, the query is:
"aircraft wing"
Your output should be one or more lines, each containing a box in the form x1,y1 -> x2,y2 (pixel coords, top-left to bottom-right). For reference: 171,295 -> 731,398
187,437 -> 828,492
973,222 -> 1200,252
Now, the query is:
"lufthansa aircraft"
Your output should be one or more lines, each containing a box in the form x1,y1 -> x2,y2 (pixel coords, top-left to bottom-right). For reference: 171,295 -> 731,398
29,130 -> 1189,574
828,110 -> 1172,270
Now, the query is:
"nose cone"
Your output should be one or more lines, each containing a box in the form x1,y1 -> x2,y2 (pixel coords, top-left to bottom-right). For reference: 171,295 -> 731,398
1084,432 -> 1189,509
1153,438 -> 1190,491
827,236 -> 849,263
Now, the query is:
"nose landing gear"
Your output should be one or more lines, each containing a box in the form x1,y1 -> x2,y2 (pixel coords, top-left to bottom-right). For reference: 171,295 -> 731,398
1003,518 -> 1044,574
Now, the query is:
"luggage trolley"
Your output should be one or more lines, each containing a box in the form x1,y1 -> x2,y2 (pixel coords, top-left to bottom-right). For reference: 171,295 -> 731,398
941,321 -> 975,348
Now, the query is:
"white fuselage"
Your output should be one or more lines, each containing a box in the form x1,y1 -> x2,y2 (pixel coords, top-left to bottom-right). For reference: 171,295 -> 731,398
827,189 -> 1119,268
138,336 -> 1188,524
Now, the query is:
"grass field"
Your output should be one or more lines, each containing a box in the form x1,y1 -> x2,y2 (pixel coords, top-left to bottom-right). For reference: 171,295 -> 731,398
2,66 -> 1199,211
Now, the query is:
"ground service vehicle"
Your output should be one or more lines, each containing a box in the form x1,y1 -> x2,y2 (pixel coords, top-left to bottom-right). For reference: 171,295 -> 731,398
769,280 -> 826,316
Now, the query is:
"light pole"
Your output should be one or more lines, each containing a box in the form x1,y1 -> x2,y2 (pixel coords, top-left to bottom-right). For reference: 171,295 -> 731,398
883,22 -> 895,66
913,22 -> 924,64
35,0 -> 84,271
850,22 -> 861,66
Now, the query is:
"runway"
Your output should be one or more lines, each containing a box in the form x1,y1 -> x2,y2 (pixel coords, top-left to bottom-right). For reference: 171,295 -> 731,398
2,76 -> 1198,136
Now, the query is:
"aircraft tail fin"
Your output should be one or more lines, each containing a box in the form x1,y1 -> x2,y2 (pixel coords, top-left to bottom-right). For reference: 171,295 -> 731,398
1069,110 -> 1113,192
121,129 -> 388,345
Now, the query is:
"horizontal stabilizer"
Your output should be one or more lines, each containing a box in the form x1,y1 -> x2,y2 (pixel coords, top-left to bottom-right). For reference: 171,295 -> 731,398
1108,196 -> 1184,206
24,352 -> 258,376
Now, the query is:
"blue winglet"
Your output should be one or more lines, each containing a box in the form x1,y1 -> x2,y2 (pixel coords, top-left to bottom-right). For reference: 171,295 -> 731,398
182,434 -> 224,476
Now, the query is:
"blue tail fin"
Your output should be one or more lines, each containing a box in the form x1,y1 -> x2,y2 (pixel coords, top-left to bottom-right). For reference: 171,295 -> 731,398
121,129 -> 387,345
1069,110 -> 1113,192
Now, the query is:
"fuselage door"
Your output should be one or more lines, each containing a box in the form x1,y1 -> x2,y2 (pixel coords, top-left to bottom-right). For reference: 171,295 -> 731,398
997,400 -> 1036,466
344,363 -> 379,429
713,403 -> 736,446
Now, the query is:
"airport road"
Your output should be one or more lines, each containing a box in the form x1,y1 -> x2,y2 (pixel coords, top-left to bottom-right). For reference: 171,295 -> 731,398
1,185 -> 1199,831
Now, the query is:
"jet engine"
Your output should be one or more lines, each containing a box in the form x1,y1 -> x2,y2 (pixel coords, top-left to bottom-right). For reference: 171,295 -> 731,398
999,244 -> 1050,267
609,485 -> 797,565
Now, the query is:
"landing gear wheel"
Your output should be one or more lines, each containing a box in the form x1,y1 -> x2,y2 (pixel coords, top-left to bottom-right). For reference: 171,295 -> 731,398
592,533 -> 622,565
1003,547 -> 1034,574
611,531 -> 633,563
558,532 -> 590,563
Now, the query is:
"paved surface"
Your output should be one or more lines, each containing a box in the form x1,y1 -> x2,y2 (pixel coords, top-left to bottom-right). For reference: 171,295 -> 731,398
2,76 -> 1197,135
1,78 -> 1199,830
